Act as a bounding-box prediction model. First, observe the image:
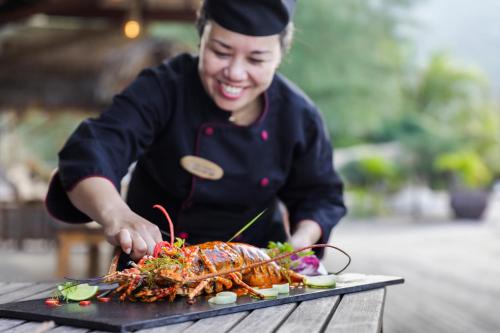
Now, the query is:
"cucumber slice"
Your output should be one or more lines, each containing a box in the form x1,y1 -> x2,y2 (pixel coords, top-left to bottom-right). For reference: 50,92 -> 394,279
216,291 -> 237,298
254,288 -> 279,299
208,291 -> 237,304
304,275 -> 336,289
272,283 -> 290,294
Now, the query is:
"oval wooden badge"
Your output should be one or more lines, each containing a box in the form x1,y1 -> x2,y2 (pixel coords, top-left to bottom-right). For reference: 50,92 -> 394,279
180,155 -> 224,180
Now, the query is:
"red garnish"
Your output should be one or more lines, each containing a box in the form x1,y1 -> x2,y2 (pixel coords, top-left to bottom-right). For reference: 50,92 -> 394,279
97,297 -> 111,303
153,204 -> 175,246
79,300 -> 91,306
45,298 -> 60,307
153,241 -> 172,258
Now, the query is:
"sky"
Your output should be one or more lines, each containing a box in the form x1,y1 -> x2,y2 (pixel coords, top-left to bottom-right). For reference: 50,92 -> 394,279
408,0 -> 500,96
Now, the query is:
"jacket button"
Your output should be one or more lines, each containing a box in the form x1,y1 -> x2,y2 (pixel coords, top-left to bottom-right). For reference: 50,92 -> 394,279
204,127 -> 214,136
261,130 -> 268,141
260,177 -> 269,187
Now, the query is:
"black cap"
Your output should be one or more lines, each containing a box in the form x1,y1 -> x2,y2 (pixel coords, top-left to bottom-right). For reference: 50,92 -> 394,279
205,0 -> 296,36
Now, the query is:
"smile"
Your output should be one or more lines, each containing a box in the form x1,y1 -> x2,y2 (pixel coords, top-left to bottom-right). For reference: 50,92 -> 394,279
220,82 -> 244,99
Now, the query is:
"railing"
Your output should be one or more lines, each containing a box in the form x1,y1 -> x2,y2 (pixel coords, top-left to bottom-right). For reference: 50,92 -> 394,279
0,201 -> 57,249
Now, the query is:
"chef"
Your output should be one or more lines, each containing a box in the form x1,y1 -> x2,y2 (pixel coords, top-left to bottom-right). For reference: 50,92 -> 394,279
46,0 -> 346,261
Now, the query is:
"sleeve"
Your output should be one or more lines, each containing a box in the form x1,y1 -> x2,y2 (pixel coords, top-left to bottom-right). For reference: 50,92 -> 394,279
45,68 -> 172,222
278,108 -> 347,244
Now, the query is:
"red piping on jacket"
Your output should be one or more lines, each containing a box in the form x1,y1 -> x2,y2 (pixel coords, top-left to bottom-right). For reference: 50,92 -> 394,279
179,91 -> 270,210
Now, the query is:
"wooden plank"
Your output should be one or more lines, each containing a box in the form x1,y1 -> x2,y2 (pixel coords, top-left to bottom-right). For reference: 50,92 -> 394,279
0,283 -> 57,332
0,283 -> 56,304
0,283 -> 90,333
348,236 -> 500,333
182,312 -> 248,333
0,318 -> 24,331
0,283 -> 56,333
134,321 -> 194,333
324,288 -> 385,333
49,326 -> 89,332
22,286 -> 59,301
381,261 -> 499,332
228,303 -> 296,333
276,296 -> 340,333
0,283 -> 28,332
0,283 -> 32,297
3,321 -> 56,333
328,222 -> 500,333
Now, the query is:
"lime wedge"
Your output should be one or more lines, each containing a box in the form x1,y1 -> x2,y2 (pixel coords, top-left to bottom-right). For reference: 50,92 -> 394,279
58,283 -> 99,301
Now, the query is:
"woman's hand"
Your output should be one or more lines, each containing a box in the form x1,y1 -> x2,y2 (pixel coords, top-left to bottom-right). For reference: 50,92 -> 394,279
67,177 -> 162,260
100,206 -> 162,260
290,219 -> 322,249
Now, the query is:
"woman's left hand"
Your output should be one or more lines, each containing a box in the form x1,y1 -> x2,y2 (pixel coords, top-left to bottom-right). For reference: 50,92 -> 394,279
290,219 -> 322,249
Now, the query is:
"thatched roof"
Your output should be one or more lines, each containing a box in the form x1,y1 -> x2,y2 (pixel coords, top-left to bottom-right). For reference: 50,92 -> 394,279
0,0 -> 198,111
0,0 -> 198,23
0,26 -> 188,110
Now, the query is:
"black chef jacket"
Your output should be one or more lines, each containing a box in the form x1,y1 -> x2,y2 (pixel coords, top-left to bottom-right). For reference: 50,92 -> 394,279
46,53 -> 346,248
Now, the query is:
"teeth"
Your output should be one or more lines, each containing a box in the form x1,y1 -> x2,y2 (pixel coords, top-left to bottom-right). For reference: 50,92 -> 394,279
222,83 -> 243,95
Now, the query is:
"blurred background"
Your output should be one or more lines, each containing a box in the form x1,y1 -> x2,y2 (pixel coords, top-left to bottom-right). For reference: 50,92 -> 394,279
0,0 -> 499,332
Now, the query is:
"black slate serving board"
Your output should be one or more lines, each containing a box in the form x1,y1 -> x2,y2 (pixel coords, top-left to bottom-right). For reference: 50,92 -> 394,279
0,274 -> 403,332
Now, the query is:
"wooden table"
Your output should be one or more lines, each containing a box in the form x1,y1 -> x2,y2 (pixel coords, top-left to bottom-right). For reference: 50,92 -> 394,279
0,279 -> 395,333
56,227 -> 106,278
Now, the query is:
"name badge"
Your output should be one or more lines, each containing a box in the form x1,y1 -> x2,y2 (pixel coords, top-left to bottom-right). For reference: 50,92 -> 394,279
180,155 -> 224,180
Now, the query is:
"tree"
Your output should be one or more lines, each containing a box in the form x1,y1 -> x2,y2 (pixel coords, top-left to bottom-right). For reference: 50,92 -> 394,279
392,53 -> 500,187
280,0 -> 417,146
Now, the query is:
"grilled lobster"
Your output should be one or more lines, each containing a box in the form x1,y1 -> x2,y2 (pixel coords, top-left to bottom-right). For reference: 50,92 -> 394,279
99,205 -> 351,303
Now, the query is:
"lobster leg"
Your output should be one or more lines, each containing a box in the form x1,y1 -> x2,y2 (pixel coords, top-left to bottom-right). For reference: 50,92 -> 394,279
107,247 -> 121,275
186,249 -> 216,303
228,273 -> 265,299
290,270 -> 306,283
120,275 -> 142,301
138,287 -> 176,303
214,276 -> 233,292
109,283 -> 128,298
187,279 -> 211,304
186,248 -> 235,303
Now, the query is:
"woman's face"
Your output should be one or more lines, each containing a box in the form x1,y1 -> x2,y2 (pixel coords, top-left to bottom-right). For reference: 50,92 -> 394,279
198,21 -> 282,115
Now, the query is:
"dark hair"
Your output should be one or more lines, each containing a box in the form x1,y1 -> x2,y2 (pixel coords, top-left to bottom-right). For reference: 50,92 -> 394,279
196,2 -> 295,54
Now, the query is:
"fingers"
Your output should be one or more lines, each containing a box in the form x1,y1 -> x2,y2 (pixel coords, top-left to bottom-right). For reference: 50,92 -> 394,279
149,224 -> 163,244
140,231 -> 157,257
117,229 -> 132,255
105,212 -> 163,260
116,230 -> 151,260
116,225 -> 161,260
129,231 -> 148,260
134,219 -> 161,256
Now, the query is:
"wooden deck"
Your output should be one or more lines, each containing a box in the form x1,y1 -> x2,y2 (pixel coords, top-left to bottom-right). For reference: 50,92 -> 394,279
0,280 -> 394,332
1,214 -> 499,332
324,219 -> 500,333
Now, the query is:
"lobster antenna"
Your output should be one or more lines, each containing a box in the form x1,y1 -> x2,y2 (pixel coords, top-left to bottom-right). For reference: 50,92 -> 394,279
184,243 -> 352,283
153,204 -> 175,246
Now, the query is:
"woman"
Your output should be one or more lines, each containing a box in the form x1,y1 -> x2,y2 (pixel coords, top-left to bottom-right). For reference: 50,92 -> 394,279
46,0 -> 346,261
